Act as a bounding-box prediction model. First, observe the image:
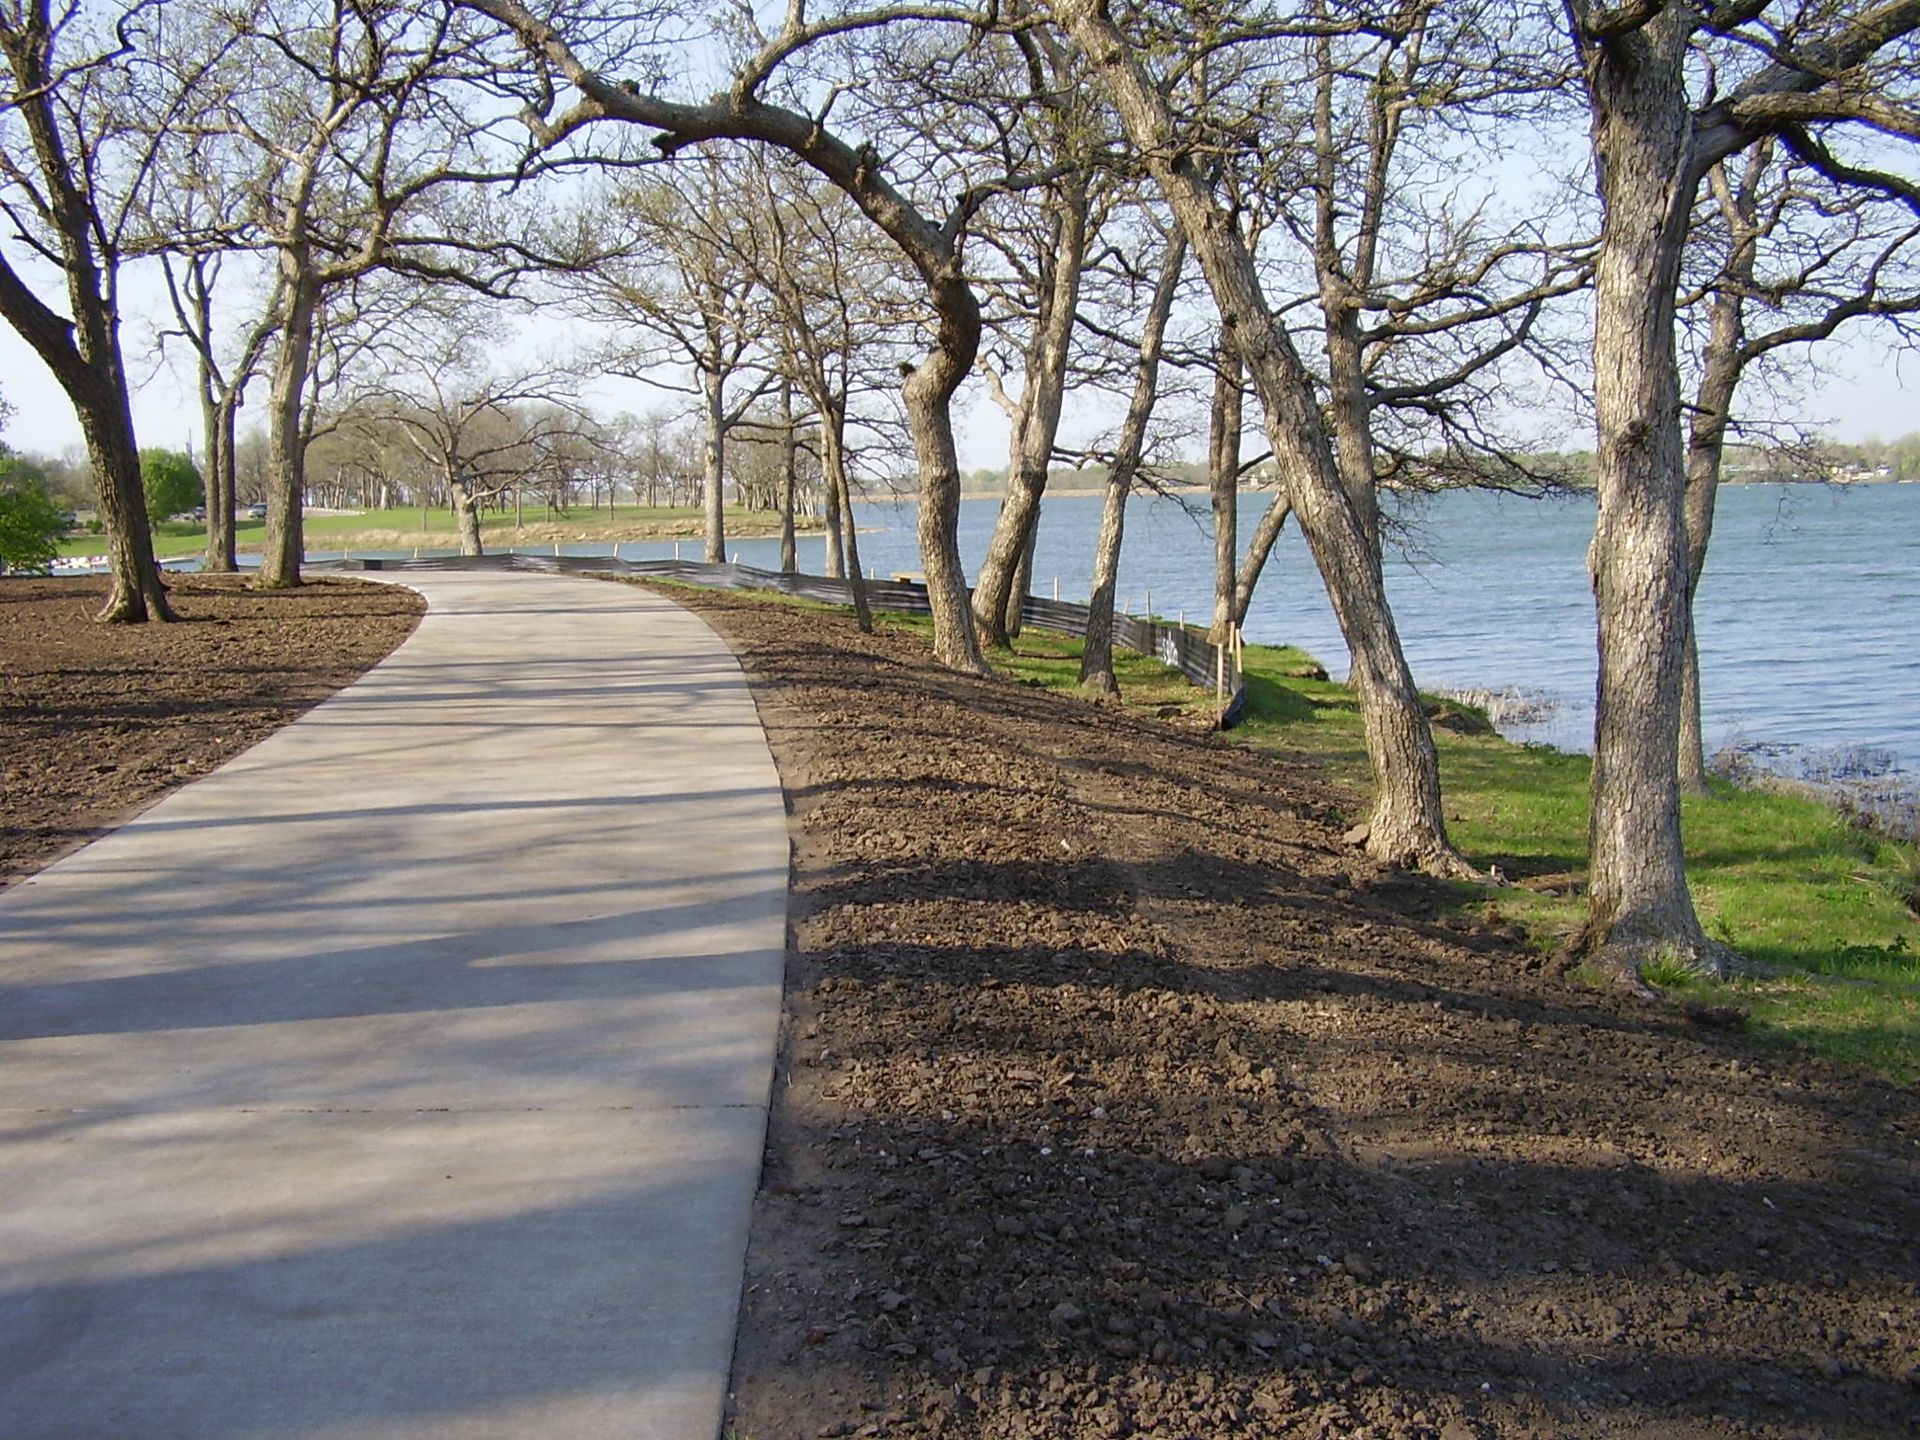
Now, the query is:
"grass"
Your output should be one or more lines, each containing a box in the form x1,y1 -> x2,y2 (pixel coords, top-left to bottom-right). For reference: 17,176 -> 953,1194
916,619 -> 1919,1082
1226,641 -> 1918,1080
56,504 -> 805,560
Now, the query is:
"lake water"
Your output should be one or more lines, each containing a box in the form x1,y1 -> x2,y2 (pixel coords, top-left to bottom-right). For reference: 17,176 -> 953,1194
825,483 -> 1919,783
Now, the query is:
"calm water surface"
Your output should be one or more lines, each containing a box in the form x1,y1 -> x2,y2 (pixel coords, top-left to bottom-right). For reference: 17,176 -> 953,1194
832,482 -> 1920,780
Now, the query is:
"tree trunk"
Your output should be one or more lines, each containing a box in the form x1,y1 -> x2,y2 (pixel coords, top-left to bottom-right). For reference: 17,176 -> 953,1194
904,351 -> 988,675
820,413 -> 845,578
1081,232 -> 1186,694
779,378 -> 798,574
1678,245 -> 1749,794
1209,349 -> 1242,641
0,21 -> 168,621
1055,0 -> 1464,875
1232,492 -> 1292,626
1081,469 -> 1130,696
701,365 -> 727,563
449,477 -> 485,557
1005,522 -> 1037,640
1573,7 -> 1719,972
208,393 -> 240,573
821,409 -> 872,633
257,269 -> 316,589
83,384 -> 173,622
973,181 -> 1090,647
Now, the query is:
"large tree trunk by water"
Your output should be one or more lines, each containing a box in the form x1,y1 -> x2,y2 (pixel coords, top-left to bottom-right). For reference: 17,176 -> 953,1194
1056,0 -> 1464,875
257,271 -> 316,590
974,183 -> 1091,648
1232,493 -> 1292,626
1209,350 -> 1242,641
1572,6 -> 1719,973
702,366 -> 727,564
1081,233 -> 1186,694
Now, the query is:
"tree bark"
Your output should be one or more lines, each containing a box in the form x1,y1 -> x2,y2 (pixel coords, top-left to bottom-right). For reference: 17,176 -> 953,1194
449,476 -> 485,556
1677,164 -> 1756,793
1081,233 -> 1186,694
779,377 -> 798,574
82,383 -> 172,622
200,384 -> 239,573
257,269 -> 316,589
1054,0 -> 1465,874
1678,299 -> 1739,793
1571,6 -> 1719,972
1004,523 -> 1038,640
973,181 -> 1091,647
701,364 -> 727,563
821,407 -> 872,633
1231,492 -> 1293,626
1208,349 -> 1242,641
821,418 -> 845,578
905,346 -> 989,672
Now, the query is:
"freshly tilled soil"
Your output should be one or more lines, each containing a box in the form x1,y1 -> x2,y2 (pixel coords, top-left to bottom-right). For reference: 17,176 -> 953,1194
5,572 -> 1913,1438
667,586 -> 1919,1440
0,574 -> 422,887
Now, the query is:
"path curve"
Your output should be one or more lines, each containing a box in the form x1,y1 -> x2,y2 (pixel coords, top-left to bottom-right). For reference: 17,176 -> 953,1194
0,570 -> 789,1440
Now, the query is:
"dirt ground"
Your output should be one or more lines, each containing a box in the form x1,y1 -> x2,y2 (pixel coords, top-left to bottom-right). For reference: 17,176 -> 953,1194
4,573 -> 1914,1438
0,574 -> 422,887
659,587 -> 1920,1440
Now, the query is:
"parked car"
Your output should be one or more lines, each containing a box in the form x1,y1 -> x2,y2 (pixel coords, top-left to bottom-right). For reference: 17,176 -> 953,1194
247,502 -> 268,520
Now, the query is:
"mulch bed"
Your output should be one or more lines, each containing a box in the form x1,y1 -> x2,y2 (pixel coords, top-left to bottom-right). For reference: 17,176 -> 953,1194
661,585 -> 1919,1440
0,574 -> 422,887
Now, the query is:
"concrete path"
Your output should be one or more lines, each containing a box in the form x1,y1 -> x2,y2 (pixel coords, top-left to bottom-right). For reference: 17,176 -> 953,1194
0,570 -> 790,1440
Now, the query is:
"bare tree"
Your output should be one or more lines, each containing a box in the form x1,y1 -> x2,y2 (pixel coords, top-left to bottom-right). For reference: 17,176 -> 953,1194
1562,0 -> 1920,973
742,156 -> 918,626
961,23 -> 1112,647
0,1 -> 226,619
569,151 -> 777,563
466,0 -> 1090,675
1676,142 -> 1920,790
344,310 -> 586,556
157,251 -> 281,571
197,0 -> 563,588
1049,0 -> 1474,876
1080,221 -> 1190,692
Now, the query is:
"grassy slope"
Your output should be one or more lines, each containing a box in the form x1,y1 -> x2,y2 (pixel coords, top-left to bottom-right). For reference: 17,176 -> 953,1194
920,618 -> 1918,1081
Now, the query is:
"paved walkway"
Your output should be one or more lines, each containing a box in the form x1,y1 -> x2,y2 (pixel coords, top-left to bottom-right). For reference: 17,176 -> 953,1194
0,570 -> 790,1440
